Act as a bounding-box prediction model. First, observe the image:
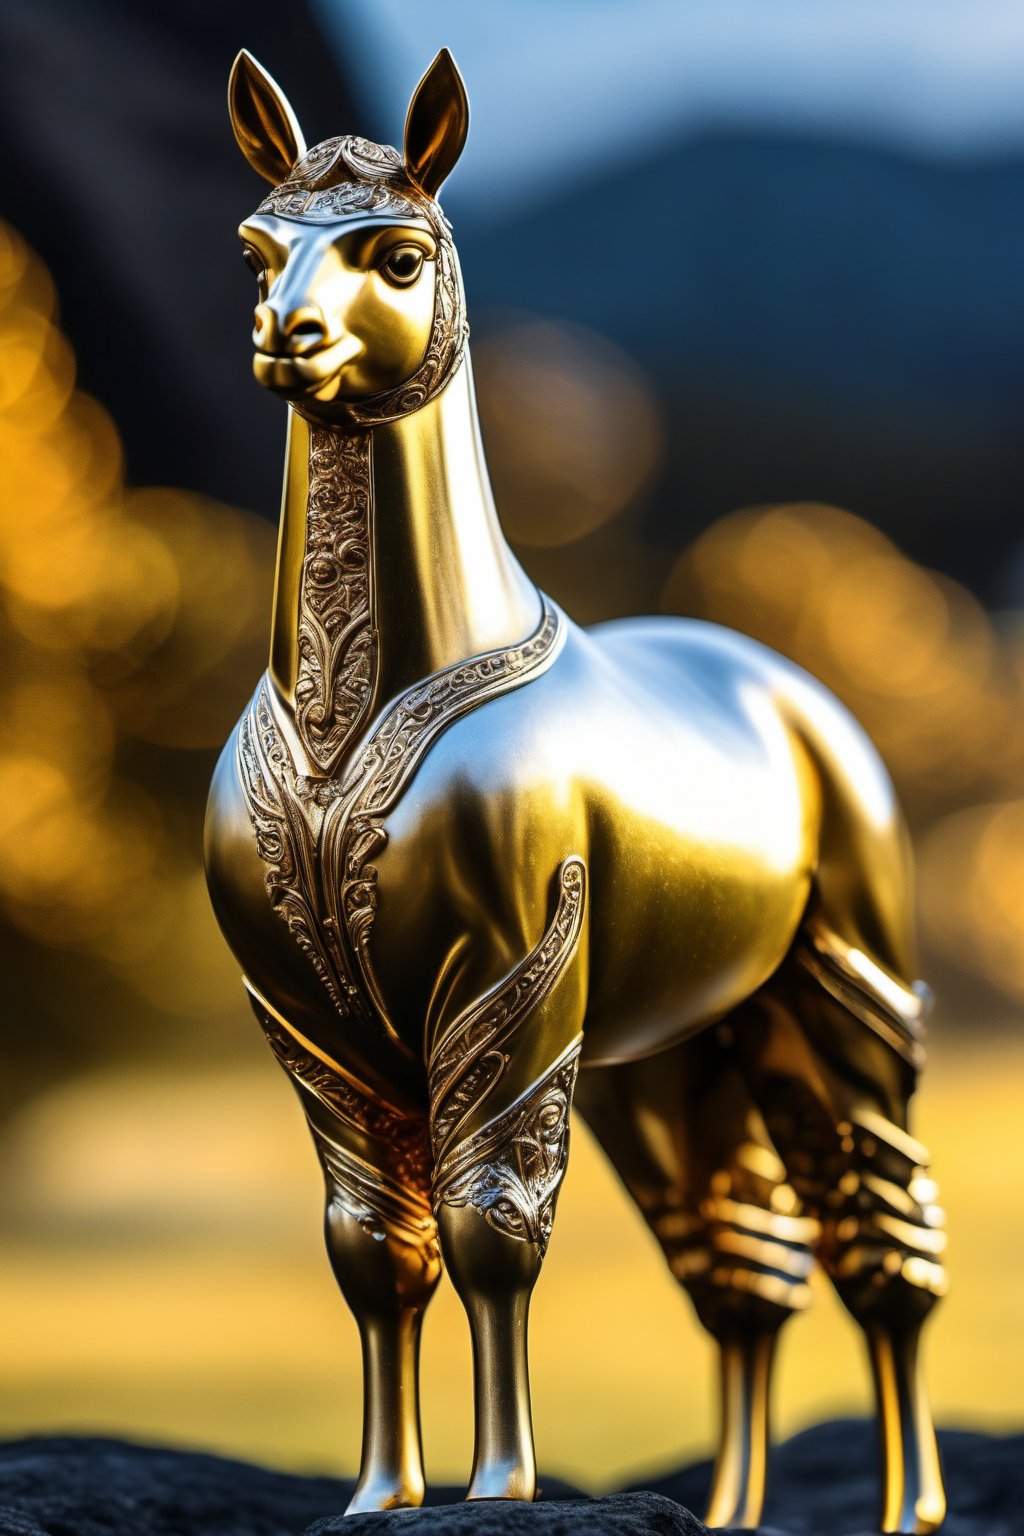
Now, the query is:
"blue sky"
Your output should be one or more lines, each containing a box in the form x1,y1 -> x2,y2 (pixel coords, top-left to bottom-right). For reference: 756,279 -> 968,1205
314,2 -> 1024,216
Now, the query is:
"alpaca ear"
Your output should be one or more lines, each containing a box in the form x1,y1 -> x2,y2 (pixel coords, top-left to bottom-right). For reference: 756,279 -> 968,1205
229,50 -> 306,186
403,49 -> 469,199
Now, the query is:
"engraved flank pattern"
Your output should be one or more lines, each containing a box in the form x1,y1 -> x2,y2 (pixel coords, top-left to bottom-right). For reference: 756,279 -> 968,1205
254,1003 -> 435,1252
428,858 -> 586,1168
433,1041 -> 583,1254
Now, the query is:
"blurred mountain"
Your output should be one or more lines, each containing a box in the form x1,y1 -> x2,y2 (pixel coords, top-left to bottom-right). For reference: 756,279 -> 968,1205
3,5 -> 1022,599
458,130 -> 1024,603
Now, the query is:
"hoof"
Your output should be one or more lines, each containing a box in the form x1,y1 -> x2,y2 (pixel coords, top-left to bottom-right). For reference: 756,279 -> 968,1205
344,1477 -> 424,1515
466,1460 -> 536,1502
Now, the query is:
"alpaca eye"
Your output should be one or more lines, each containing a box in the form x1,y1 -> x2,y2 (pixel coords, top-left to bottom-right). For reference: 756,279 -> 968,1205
379,245 -> 424,287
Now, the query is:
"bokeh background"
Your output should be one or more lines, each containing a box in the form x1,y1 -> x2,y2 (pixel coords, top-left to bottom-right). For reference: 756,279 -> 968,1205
2,0 -> 1023,1492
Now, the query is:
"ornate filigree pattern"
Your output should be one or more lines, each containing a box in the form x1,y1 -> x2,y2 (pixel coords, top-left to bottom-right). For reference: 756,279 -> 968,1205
428,859 -> 586,1168
433,1040 -> 582,1253
251,997 -> 435,1253
237,679 -> 361,1018
254,134 -> 467,427
259,180 -> 420,221
237,600 -> 565,1040
317,598 -> 565,1027
294,428 -> 377,774
257,136 -> 408,211
237,681 -> 348,1012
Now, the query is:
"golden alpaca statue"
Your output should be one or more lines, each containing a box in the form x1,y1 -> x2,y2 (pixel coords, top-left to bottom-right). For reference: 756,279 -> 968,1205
204,48 -> 947,1530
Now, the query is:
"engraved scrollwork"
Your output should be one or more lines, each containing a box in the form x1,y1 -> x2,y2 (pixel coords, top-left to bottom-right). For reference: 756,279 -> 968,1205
433,1041 -> 582,1254
237,682 -> 346,1013
237,600 -> 565,1040
261,180 -> 421,222
428,858 -> 586,1168
251,998 -> 435,1253
319,600 -> 565,1022
258,135 -> 407,204
294,427 -> 377,774
237,680 -> 359,1019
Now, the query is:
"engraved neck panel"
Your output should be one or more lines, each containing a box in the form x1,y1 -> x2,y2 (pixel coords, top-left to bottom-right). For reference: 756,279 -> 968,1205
292,424 -> 377,775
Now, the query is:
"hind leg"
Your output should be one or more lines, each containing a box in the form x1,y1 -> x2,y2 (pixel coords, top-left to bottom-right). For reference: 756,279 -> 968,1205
575,1030 -> 819,1530
250,993 -> 440,1513
734,967 -> 947,1534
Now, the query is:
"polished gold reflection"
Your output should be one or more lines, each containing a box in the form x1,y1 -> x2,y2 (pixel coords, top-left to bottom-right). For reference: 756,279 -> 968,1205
201,48 -> 952,1533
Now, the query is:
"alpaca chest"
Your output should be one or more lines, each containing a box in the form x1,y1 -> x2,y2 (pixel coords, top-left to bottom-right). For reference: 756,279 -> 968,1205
204,679 -> 419,1095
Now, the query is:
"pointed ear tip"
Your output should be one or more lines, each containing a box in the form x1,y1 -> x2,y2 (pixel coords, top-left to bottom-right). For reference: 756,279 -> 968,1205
229,49 -> 261,96
432,47 -> 466,84
451,49 -> 468,83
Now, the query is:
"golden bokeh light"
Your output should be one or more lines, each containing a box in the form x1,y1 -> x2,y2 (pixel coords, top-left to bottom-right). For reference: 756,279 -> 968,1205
920,800 -> 1024,1002
663,502 -> 1024,814
0,222 -> 273,965
473,315 -> 664,548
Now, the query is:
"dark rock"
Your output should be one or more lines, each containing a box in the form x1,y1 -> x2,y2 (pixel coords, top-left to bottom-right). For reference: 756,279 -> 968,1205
0,1422 -> 1021,1535
0,1436 -> 355,1536
635,1418 -> 1024,1536
309,1492 -> 707,1535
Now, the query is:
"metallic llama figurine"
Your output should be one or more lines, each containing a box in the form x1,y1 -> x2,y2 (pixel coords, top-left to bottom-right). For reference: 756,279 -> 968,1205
205,48 -> 947,1531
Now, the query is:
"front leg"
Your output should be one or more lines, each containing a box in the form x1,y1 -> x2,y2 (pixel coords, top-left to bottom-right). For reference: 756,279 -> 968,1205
249,992 -> 440,1514
429,858 -> 587,1501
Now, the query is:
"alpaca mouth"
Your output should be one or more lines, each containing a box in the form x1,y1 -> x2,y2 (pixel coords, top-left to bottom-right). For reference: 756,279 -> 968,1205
253,334 -> 361,398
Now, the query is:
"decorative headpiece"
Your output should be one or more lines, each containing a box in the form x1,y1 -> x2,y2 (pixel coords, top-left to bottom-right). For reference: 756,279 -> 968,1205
229,50 -> 470,425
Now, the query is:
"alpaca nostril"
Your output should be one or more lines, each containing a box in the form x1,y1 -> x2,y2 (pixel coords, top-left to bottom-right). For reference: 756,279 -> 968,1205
253,305 -> 272,347
282,316 -> 330,356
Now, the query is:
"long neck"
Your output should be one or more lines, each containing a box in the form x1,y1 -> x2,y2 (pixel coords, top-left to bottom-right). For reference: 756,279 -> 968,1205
269,355 -> 539,773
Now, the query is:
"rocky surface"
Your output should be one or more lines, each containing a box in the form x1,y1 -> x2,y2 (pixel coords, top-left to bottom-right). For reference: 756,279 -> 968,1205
635,1419 -> 1024,1535
309,1492 -> 706,1535
0,1421 -> 1020,1535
